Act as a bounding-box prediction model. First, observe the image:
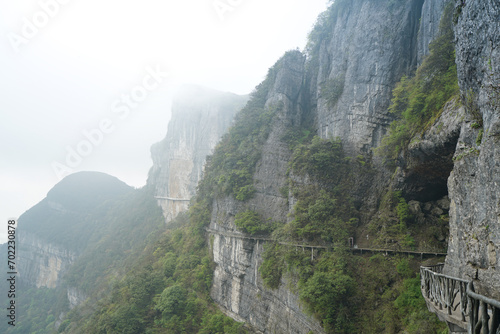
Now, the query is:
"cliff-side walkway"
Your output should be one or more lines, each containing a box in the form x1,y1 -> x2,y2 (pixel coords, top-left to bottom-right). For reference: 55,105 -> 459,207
420,264 -> 500,334
206,228 -> 446,259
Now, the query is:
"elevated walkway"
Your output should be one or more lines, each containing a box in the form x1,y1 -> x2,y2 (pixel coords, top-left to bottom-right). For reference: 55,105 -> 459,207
154,196 -> 191,202
206,228 -> 447,258
420,264 -> 500,334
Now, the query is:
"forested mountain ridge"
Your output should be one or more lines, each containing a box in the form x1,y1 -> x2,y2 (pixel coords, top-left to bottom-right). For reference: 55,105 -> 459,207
6,0 -> 500,333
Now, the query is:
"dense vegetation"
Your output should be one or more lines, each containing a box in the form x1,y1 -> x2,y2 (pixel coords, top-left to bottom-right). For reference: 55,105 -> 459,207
257,135 -> 446,333
0,278 -> 68,334
69,209 -> 245,334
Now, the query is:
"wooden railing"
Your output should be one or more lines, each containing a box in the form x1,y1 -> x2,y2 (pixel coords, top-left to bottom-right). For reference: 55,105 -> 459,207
420,264 -> 500,334
421,264 -> 469,322
207,228 -> 447,258
467,282 -> 500,334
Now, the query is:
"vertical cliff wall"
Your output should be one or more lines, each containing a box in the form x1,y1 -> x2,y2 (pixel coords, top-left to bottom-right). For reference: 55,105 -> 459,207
208,51 -> 327,333
417,0 -> 447,65
445,0 -> 500,299
148,86 -> 247,222
18,232 -> 77,289
206,1 -> 463,331
315,0 -> 426,154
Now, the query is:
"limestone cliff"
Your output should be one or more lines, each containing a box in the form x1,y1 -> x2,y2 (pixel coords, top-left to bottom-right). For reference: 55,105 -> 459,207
206,1 -> 465,331
417,0 -> 447,65
208,51 -> 326,333
444,0 -> 500,299
18,232 -> 77,289
148,85 -> 247,222
314,0 -> 425,155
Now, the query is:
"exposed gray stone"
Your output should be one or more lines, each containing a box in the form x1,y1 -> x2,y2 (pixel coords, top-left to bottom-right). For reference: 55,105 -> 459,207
148,85 -> 247,222
315,0 -> 426,155
417,0 -> 447,65
431,206 -> 444,217
209,51 -> 325,333
444,0 -> 500,299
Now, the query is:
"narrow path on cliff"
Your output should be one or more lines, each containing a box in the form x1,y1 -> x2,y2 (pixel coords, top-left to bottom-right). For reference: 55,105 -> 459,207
206,228 -> 447,259
420,264 -> 500,333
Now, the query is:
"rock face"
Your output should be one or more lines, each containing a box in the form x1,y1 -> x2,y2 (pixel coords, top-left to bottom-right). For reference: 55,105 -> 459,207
207,1 -> 475,331
209,51 -> 325,333
444,0 -> 500,299
148,86 -> 247,222
67,287 -> 87,309
396,98 -> 465,202
18,232 -> 76,289
210,232 -> 325,334
417,0 -> 447,65
315,0 -> 426,155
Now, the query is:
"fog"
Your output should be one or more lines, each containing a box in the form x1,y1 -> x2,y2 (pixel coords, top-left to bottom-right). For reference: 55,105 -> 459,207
0,0 -> 329,243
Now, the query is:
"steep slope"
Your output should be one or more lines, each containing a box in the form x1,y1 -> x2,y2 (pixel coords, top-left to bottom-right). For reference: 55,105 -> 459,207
312,0 -> 425,154
2,173 -> 165,334
205,1 -> 455,331
17,172 -> 133,288
445,0 -> 500,299
9,0 -> 500,333
148,85 -> 247,222
206,51 -> 327,333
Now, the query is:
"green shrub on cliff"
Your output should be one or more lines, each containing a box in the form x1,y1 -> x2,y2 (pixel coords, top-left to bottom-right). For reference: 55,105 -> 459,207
73,206 -> 246,334
234,210 -> 277,235
197,61 -> 284,203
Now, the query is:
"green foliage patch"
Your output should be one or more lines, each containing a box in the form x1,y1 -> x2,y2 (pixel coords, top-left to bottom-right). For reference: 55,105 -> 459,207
259,136 -> 360,331
234,210 -> 277,235
354,254 -> 448,333
321,73 -> 346,108
63,200 -> 245,334
290,136 -> 349,186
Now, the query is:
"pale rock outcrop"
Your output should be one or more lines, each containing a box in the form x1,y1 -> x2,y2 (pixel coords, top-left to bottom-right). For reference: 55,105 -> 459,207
148,85 -> 247,222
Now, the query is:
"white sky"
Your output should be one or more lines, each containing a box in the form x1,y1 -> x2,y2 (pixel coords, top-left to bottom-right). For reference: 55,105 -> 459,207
0,0 -> 329,243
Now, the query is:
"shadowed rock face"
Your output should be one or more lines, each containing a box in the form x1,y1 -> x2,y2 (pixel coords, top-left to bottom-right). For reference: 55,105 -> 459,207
148,86 -> 247,222
395,99 -> 465,202
445,0 -> 500,300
